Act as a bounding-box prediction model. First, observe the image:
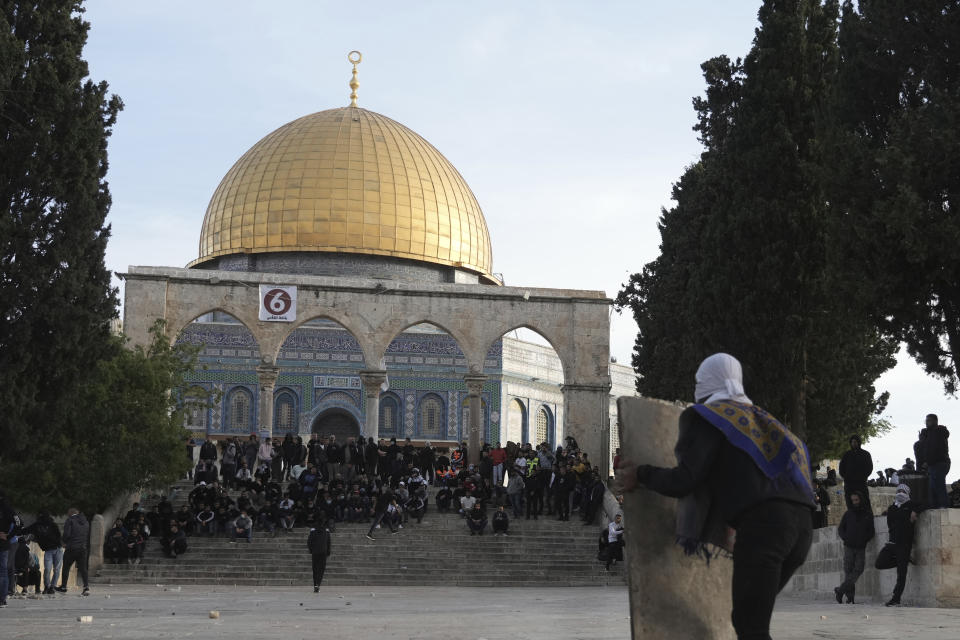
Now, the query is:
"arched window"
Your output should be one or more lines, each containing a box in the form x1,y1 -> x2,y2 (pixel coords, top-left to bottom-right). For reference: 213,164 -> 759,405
227,387 -> 253,432
275,391 -> 296,432
379,395 -> 399,437
183,386 -> 208,430
535,406 -> 550,445
419,394 -> 444,438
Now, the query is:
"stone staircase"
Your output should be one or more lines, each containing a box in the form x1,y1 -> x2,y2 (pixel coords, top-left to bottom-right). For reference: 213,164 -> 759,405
94,481 -> 626,587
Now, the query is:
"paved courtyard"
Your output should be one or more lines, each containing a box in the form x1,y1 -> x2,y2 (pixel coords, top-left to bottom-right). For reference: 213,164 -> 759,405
2,585 -> 959,639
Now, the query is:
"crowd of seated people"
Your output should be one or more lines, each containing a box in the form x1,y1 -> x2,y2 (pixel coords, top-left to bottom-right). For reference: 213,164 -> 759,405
133,432 -> 609,563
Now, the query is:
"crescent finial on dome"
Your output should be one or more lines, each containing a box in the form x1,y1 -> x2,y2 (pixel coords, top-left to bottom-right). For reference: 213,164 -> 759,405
348,50 -> 362,107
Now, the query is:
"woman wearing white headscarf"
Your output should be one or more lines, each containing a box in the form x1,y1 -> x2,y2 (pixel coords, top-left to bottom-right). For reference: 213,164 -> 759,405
618,353 -> 816,640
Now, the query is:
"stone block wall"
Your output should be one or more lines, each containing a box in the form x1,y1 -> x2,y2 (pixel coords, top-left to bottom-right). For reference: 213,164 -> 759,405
618,396 -> 736,639
782,507 -> 960,607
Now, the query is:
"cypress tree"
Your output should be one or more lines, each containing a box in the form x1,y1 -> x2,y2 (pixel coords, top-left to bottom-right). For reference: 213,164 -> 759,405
0,1 -> 122,505
617,0 -> 896,460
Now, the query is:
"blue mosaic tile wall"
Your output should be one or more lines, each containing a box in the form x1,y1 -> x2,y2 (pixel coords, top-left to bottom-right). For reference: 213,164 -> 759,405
180,324 -> 503,441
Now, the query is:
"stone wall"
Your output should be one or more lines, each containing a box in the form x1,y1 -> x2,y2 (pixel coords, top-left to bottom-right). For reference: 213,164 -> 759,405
618,396 -> 736,639
782,507 -> 960,607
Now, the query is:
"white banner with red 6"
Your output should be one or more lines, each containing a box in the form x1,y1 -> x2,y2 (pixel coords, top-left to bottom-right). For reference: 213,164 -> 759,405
258,285 -> 297,322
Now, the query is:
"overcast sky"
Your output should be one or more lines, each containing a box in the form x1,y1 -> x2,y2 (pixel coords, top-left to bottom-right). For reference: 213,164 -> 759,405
82,0 -> 957,482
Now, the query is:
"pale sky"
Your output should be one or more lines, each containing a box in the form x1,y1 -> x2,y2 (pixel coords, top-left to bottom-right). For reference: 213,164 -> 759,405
82,1 -> 957,481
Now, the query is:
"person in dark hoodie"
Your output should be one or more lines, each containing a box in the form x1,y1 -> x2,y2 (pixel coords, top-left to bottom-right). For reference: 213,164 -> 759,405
876,483 -> 925,607
58,508 -> 90,596
923,413 -> 951,509
307,524 -> 332,592
839,435 -> 873,510
834,490 -> 875,604
617,353 -> 815,640
23,511 -> 62,595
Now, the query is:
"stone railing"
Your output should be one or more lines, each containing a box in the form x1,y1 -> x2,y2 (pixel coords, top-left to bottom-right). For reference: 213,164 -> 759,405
782,507 -> 960,607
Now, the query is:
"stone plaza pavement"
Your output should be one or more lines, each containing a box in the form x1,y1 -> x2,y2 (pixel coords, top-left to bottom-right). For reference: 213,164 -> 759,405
2,585 -> 959,639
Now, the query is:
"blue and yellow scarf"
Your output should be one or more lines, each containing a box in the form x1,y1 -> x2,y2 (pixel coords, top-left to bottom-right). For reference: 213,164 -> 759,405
693,400 -> 815,501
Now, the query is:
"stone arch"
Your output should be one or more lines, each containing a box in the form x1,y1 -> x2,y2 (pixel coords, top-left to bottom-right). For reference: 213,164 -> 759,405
381,321 -> 473,375
483,324 -> 569,384
311,408 -> 361,441
276,313 -> 375,369
375,318 -> 480,373
173,309 -> 261,358
168,305 -> 260,346
310,390 -> 362,440
274,316 -> 367,370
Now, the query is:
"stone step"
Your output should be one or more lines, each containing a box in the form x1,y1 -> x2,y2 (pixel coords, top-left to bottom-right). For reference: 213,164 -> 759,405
96,576 -> 625,587
109,481 -> 623,588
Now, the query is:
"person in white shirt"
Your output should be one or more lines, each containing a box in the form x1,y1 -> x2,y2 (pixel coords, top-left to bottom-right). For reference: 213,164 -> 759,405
606,514 -> 625,571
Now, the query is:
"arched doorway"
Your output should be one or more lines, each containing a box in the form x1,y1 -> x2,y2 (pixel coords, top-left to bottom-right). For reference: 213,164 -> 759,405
311,409 -> 361,441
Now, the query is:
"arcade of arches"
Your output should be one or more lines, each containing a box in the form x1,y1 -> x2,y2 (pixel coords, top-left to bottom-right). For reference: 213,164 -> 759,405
120,67 -> 634,475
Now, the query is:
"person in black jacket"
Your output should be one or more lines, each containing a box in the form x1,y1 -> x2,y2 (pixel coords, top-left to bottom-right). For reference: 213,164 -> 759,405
366,490 -> 398,540
58,508 -> 90,596
923,414 -> 951,509
875,483 -> 924,606
617,353 -> 815,640
813,481 -> 831,529
839,435 -> 873,510
307,525 -> 332,592
23,511 -> 62,595
834,490 -> 875,604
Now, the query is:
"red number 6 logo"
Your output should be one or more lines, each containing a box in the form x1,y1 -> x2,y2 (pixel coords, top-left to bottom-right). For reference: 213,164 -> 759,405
263,288 -> 292,315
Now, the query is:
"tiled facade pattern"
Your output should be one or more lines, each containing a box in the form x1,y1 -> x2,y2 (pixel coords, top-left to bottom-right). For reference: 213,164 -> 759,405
178,323 -> 633,455
179,322 -> 502,443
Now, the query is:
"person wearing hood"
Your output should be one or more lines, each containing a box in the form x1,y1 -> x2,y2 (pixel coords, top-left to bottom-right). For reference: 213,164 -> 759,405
834,490 -> 875,604
839,435 -> 873,510
876,483 -> 924,606
58,508 -> 90,596
24,511 -> 62,595
617,353 -> 815,640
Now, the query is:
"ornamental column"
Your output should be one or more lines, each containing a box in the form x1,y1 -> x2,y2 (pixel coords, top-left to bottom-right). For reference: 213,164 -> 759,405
464,374 -> 487,465
256,365 -> 280,438
561,380 -> 612,478
360,370 -> 387,442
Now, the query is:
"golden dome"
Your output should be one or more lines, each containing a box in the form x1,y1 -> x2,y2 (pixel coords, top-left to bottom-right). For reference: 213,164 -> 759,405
190,106 -> 496,282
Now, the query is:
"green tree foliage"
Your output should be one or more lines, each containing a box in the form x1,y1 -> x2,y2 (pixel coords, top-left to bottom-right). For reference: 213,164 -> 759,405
2,322 -> 200,515
831,0 -> 960,393
0,2 -> 122,479
617,0 -> 896,461
0,4 -> 201,514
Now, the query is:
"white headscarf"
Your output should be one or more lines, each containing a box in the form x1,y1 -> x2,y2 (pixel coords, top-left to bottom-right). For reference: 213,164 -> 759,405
694,353 -> 752,405
894,483 -> 910,507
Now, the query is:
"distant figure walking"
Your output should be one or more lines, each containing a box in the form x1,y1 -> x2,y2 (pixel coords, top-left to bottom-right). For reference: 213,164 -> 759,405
834,490 -> 874,604
307,526 -> 332,592
839,435 -> 873,510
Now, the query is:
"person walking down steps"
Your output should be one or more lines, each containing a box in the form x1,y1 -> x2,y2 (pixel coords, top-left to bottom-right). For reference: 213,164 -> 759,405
307,524 -> 332,593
